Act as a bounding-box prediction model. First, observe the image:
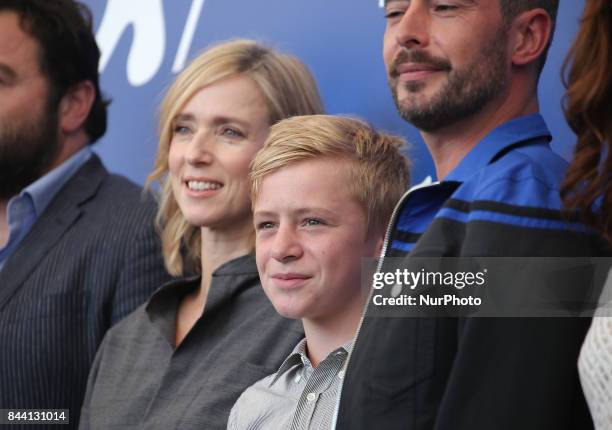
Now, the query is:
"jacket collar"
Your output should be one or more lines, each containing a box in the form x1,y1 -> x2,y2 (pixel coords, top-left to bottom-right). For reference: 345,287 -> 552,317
445,114 -> 552,183
145,254 -> 258,347
0,154 -> 107,311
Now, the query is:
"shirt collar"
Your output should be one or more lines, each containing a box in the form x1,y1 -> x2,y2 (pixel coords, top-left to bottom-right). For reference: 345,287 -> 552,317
271,338 -> 353,386
146,275 -> 201,346
24,146 -> 92,216
444,114 -> 551,183
145,253 -> 258,347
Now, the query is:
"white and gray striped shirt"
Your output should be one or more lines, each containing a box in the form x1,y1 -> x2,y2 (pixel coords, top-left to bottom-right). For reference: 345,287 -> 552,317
227,338 -> 352,430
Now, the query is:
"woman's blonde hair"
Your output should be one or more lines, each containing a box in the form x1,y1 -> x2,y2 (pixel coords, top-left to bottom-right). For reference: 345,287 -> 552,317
147,39 -> 324,276
251,115 -> 410,234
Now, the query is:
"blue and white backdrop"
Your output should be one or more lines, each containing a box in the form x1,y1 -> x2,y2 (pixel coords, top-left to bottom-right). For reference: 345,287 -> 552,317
83,0 -> 584,184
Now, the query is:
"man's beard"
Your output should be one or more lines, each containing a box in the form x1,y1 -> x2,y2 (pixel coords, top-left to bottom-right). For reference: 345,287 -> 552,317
0,99 -> 60,200
388,27 -> 509,132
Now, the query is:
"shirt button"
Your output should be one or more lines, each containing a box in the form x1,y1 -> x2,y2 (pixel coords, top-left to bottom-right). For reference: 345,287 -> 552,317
306,392 -> 316,403
338,370 -> 345,380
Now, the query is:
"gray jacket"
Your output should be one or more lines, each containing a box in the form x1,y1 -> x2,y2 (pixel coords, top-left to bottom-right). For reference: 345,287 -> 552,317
80,254 -> 303,429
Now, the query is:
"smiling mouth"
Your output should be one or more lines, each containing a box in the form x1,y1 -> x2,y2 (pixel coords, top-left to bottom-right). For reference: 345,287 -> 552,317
390,49 -> 451,81
185,180 -> 223,191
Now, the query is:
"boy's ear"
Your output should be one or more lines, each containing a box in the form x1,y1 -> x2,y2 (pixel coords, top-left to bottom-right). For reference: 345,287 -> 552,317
375,237 -> 384,258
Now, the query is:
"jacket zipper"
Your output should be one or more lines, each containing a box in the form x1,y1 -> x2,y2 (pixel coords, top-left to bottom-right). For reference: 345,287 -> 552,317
334,179 -> 440,424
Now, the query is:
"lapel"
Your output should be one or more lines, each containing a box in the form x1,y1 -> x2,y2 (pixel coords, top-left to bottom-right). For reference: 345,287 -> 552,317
0,154 -> 108,311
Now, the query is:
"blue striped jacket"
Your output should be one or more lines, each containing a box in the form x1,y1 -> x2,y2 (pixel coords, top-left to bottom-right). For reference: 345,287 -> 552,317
338,114 -> 606,430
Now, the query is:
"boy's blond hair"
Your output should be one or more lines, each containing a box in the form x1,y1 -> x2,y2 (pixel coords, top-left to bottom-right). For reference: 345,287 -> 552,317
251,115 -> 410,234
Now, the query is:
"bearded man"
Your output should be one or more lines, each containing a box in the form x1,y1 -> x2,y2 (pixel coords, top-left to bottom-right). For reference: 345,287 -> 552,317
336,1 -> 606,429
0,1 -> 170,427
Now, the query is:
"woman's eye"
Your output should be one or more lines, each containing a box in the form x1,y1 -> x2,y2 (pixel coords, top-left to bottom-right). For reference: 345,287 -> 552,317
172,124 -> 193,136
221,127 -> 244,138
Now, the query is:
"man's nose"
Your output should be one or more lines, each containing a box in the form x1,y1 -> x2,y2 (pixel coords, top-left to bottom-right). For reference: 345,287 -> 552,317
393,1 -> 430,49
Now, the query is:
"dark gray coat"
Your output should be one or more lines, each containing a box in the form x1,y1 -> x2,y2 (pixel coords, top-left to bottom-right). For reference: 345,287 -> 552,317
0,155 -> 170,428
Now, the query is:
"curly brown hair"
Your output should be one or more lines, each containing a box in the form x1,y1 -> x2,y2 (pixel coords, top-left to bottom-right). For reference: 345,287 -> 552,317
560,0 -> 612,241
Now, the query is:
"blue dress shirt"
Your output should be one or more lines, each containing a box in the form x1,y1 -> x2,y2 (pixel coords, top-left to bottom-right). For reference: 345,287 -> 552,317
0,147 -> 92,271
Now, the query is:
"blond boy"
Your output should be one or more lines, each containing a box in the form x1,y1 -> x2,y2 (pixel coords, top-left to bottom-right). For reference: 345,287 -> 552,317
227,115 -> 409,430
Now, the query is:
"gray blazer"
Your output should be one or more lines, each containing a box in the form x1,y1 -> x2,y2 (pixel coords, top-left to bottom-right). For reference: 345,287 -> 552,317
0,154 -> 171,428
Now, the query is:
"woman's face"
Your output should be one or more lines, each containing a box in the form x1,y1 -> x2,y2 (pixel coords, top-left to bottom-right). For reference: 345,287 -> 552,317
168,74 -> 270,231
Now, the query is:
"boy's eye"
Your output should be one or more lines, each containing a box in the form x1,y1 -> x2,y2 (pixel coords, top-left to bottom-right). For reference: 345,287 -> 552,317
303,218 -> 324,227
256,221 -> 276,230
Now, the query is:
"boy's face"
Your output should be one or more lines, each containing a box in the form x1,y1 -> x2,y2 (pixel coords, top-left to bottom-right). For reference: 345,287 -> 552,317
254,158 -> 381,323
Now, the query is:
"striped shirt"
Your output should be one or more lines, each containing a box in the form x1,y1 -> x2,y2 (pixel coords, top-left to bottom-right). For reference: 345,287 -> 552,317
228,339 -> 351,430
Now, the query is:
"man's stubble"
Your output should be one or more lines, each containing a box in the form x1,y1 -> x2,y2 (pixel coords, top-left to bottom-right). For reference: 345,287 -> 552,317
389,27 -> 509,133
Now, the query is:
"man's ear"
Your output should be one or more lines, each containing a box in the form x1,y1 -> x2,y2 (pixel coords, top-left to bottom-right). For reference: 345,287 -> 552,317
510,8 -> 554,68
58,81 -> 95,135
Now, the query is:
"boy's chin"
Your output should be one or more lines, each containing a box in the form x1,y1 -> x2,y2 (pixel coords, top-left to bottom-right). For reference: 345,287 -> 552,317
272,303 -> 305,321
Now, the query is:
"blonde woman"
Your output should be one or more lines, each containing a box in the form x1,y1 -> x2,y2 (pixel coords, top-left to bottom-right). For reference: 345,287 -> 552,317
79,39 -> 324,429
